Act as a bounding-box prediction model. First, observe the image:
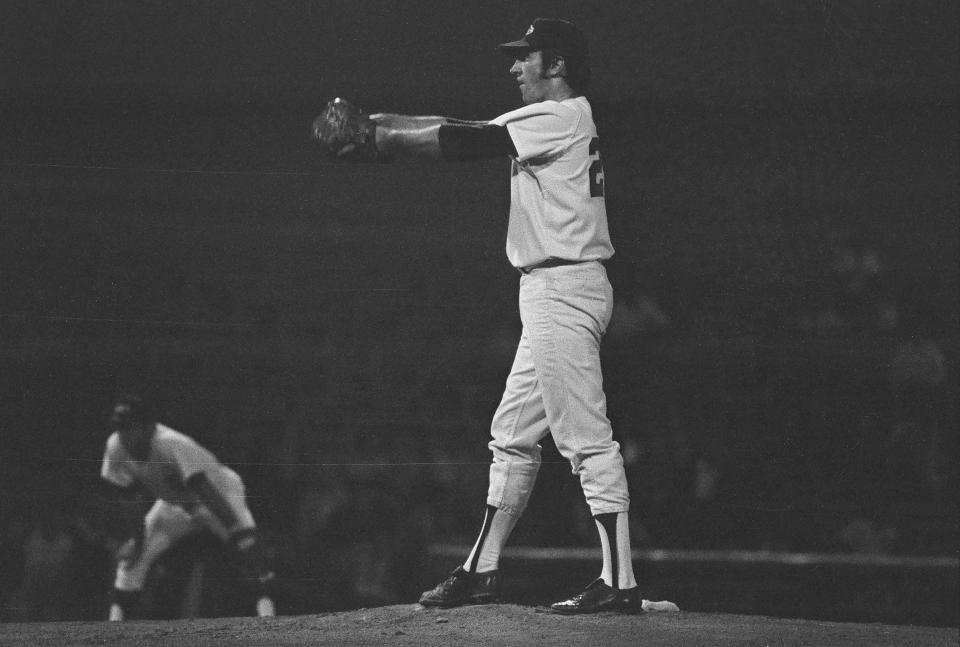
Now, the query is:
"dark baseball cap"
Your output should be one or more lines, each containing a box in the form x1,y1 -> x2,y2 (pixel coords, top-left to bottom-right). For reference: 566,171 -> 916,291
497,18 -> 587,61
110,394 -> 151,430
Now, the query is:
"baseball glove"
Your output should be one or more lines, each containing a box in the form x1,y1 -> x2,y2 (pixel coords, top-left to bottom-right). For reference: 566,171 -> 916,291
311,97 -> 382,161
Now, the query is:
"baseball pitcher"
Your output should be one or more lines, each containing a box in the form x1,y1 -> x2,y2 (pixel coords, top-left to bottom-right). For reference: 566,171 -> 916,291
312,18 -> 676,614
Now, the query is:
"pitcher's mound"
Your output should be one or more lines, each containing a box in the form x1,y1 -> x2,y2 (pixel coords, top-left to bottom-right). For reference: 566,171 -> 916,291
1,604 -> 954,647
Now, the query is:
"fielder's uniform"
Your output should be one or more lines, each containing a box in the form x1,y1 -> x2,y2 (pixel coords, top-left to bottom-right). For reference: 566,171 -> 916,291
101,424 -> 256,591
486,96 -> 629,517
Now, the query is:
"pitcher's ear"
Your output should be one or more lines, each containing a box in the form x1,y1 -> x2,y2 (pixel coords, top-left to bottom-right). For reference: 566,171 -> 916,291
547,55 -> 567,78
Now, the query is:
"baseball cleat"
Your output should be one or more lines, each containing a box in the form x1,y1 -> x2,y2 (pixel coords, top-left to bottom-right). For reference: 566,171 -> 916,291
550,578 -> 644,614
419,566 -> 501,607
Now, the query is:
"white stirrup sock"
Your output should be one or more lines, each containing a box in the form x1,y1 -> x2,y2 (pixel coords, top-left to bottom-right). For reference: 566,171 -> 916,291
464,505 -> 519,573
595,511 -> 638,590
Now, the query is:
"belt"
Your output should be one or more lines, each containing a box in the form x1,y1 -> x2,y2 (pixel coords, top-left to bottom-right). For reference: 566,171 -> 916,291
518,258 -> 598,274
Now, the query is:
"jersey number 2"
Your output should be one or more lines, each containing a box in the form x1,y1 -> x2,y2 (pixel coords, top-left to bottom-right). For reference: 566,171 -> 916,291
589,138 -> 605,198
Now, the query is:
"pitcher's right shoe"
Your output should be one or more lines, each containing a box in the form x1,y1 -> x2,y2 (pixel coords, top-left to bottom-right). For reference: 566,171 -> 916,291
419,566 -> 501,607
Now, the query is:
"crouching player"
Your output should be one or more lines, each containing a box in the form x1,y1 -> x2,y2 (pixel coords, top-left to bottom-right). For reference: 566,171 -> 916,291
100,394 -> 276,621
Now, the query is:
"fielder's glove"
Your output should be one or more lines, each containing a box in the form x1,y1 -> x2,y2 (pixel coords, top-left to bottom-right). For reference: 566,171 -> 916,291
311,97 -> 383,161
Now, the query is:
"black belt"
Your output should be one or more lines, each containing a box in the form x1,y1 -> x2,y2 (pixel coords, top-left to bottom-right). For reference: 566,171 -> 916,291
518,258 -> 598,274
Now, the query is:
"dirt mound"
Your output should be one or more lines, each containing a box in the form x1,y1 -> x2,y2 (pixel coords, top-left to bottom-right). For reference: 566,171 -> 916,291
0,604 -> 956,647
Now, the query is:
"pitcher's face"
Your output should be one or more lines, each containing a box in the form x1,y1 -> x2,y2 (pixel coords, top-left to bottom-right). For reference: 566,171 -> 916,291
510,50 -> 550,104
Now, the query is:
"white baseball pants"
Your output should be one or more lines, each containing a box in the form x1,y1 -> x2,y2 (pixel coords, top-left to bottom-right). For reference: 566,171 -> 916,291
486,260 -> 630,517
114,467 -> 255,591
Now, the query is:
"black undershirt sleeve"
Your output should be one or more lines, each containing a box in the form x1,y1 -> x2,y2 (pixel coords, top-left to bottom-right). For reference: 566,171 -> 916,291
438,123 -> 517,161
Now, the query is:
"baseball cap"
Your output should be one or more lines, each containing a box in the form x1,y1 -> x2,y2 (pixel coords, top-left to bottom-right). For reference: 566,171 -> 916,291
110,394 -> 150,430
497,18 -> 588,61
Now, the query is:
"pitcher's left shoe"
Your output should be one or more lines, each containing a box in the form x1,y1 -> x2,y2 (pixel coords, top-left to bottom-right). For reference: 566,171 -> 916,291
550,578 -> 644,615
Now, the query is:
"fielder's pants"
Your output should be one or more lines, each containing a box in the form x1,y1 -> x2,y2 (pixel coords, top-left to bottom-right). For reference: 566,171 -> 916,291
486,260 -> 630,517
114,467 -> 256,591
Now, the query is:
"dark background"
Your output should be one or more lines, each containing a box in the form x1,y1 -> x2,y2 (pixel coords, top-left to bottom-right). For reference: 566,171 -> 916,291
1,0 -> 957,625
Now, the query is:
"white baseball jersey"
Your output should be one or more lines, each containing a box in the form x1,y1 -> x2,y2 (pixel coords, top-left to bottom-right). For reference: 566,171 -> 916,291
103,424 -> 257,592
101,423 -> 226,508
490,96 -> 614,269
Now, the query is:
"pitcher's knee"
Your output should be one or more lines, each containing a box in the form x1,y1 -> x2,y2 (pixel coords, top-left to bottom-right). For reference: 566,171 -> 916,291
488,437 -> 542,462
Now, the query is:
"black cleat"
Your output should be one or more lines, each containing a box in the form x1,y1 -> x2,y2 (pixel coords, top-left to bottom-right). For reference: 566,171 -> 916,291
550,578 -> 644,615
419,566 -> 501,608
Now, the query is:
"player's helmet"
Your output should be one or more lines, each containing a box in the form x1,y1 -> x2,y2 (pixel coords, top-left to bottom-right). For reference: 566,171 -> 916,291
110,394 -> 151,431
